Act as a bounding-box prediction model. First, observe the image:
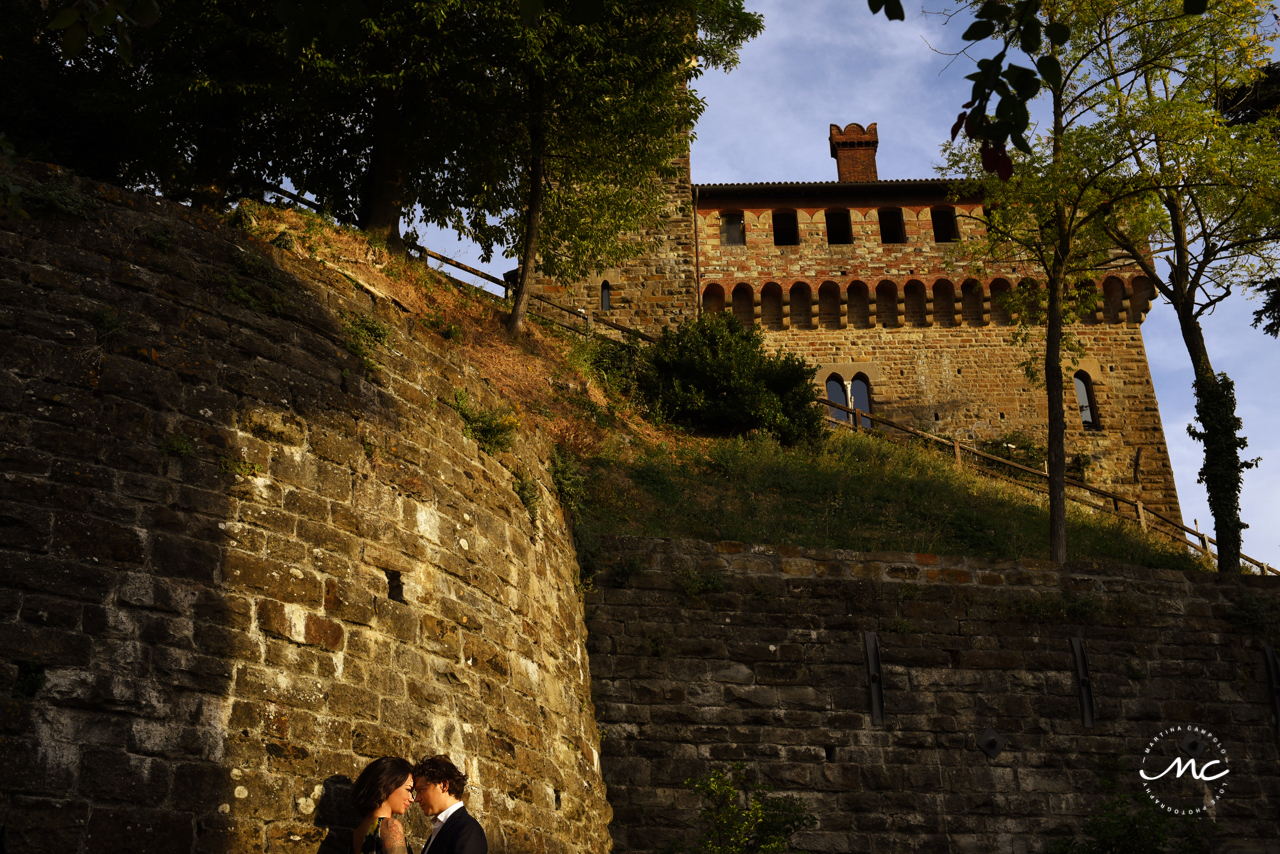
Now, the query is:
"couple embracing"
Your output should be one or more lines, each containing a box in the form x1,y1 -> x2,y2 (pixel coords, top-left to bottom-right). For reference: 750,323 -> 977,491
352,754 -> 487,854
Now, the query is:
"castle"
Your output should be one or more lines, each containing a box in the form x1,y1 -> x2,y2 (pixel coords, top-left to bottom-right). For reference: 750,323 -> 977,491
531,122 -> 1183,526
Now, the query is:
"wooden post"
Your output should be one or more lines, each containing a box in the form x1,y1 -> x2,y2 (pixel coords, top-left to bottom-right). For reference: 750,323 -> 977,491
1136,500 -> 1147,532
954,438 -> 962,468
1194,519 -> 1208,552
853,409 -> 861,433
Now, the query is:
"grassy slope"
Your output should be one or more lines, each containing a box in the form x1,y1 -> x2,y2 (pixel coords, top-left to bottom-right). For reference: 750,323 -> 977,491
238,200 -> 1203,573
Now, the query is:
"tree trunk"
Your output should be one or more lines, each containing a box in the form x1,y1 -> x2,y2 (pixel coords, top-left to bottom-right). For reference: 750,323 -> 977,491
1045,274 -> 1068,563
1179,313 -> 1251,571
507,84 -> 545,336
1046,86 -> 1068,564
359,87 -> 406,249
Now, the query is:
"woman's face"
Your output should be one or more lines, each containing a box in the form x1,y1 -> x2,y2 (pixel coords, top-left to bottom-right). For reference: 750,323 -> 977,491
384,775 -> 416,816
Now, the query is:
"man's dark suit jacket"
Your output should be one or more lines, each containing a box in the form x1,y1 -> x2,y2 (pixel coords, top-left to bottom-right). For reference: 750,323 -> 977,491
422,805 -> 487,854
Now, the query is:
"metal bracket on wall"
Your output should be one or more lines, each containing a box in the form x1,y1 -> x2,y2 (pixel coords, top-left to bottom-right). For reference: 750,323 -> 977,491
1070,637 -> 1095,730
1264,644 -> 1280,739
978,727 -> 1007,759
864,631 -> 884,726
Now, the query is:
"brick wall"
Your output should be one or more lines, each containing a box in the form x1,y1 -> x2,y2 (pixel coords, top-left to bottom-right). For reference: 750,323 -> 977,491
587,537 -> 1280,854
0,170 -> 610,854
529,156 -> 698,332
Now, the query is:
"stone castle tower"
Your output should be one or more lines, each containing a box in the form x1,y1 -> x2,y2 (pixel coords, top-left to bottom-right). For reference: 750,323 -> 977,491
530,122 -> 1182,525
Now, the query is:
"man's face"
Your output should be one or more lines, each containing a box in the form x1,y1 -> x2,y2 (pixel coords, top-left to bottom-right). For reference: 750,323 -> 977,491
414,779 -> 452,817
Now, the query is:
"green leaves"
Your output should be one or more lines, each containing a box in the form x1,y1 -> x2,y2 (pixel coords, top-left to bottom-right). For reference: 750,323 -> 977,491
679,763 -> 817,854
963,19 -> 998,41
46,0 -> 162,60
868,0 -> 906,22
1036,54 -> 1062,90
48,8 -> 82,28
873,0 -> 1074,179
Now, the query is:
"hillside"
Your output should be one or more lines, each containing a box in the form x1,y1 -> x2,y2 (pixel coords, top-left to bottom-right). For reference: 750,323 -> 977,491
8,162 -> 1201,576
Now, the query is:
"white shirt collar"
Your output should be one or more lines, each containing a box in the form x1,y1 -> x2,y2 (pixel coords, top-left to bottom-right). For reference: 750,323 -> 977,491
434,801 -> 465,826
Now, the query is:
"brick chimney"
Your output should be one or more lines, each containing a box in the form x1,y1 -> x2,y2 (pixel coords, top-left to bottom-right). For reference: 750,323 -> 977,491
829,122 -> 879,182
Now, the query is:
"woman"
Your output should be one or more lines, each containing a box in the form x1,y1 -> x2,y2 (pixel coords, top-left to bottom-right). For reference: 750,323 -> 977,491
351,756 -> 416,854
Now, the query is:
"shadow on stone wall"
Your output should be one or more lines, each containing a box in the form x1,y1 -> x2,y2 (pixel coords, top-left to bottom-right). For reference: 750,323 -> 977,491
0,165 -> 610,854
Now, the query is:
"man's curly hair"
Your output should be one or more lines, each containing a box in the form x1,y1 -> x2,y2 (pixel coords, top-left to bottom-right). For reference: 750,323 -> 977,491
413,754 -> 468,798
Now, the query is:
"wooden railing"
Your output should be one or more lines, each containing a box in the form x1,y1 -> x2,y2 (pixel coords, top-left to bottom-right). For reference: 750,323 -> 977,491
821,398 -> 1278,576
399,241 -> 1271,575
408,244 -> 657,344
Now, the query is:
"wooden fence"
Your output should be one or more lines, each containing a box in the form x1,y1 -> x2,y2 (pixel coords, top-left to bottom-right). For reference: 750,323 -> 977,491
822,398 -> 1277,576
410,244 -> 655,343
405,242 -> 1273,576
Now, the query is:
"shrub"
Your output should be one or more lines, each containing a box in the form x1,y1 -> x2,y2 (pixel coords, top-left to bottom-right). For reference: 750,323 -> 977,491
636,313 -> 823,446
342,311 -> 391,371
676,763 -> 816,854
1045,794 -> 1213,854
452,389 -> 518,455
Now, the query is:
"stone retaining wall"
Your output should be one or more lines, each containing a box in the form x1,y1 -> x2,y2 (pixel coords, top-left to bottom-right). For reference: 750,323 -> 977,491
586,537 -> 1280,854
0,168 -> 610,854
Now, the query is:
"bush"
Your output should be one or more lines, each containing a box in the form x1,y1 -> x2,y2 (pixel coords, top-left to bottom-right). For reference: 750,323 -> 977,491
676,763 -> 816,854
636,313 -> 823,446
453,389 -> 519,456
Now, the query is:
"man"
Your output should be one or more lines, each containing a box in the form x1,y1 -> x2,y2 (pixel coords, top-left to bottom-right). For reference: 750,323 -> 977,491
412,755 -> 487,854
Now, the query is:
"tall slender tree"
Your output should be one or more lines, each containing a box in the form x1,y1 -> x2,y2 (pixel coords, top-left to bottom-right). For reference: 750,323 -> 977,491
944,0 -> 1171,562
1091,0 -> 1279,570
437,0 -> 762,335
949,0 -> 1277,566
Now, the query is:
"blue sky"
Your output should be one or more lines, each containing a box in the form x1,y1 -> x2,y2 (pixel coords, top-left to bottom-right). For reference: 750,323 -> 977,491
423,0 -> 1279,569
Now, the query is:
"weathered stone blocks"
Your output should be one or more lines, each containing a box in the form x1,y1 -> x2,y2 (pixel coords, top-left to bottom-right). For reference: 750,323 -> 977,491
588,536 -> 1280,853
0,173 -> 609,853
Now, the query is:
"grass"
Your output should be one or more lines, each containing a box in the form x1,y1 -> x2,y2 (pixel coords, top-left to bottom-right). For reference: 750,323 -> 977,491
190,195 -> 1213,575
568,430 -> 1209,571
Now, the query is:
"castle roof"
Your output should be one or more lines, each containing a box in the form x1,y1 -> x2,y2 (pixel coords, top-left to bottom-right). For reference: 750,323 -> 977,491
693,178 -> 976,204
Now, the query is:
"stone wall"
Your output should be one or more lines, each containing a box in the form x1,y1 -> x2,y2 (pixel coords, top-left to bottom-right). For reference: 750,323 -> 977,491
529,154 -> 698,332
0,168 -> 610,854
587,536 -> 1280,854
690,194 -> 1179,522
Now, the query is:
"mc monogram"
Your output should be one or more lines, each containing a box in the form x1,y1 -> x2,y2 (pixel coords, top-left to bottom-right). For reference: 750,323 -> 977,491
1138,725 -> 1230,815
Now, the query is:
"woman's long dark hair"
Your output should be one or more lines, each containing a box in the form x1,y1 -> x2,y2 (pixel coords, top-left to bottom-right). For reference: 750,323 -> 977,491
352,756 -> 414,816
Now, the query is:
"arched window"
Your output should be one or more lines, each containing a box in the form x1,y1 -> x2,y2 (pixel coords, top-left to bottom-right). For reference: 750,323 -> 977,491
600,281 -> 612,312
850,373 -> 872,428
932,280 -> 956,327
773,210 -> 800,246
990,279 -> 1012,326
1074,371 -> 1101,430
818,281 -> 842,329
790,283 -> 812,328
761,282 -> 783,330
848,281 -> 871,328
961,279 -> 985,327
732,283 -> 754,327
931,206 -> 959,242
904,280 -> 927,327
875,280 -> 899,328
720,211 -> 745,246
702,283 -> 725,313
878,207 -> 906,244
1103,277 -> 1125,324
826,209 -> 853,245
825,373 -> 849,422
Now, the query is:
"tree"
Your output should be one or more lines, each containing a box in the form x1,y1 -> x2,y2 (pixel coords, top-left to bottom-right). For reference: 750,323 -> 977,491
867,0 -> 1209,179
1090,0 -> 1280,571
944,0 -> 1171,563
679,764 -> 816,854
438,0 -> 762,335
950,0 -> 1277,567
